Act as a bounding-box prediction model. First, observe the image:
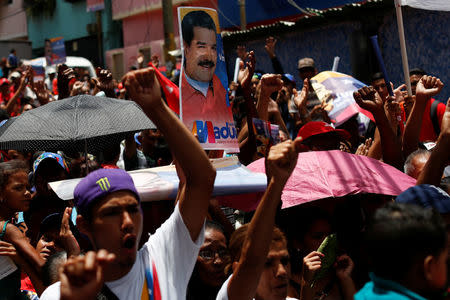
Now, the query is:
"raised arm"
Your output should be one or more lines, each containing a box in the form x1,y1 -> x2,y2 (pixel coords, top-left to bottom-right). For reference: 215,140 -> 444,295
4,68 -> 30,114
123,67 -> 216,241
402,75 -> 443,157
226,139 -> 301,300
417,98 -> 450,186
264,37 -> 284,75
354,86 -> 403,169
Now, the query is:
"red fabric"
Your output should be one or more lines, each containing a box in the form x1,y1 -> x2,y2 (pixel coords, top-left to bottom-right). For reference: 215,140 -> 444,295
148,62 -> 179,115
20,273 -> 36,293
419,98 -> 445,142
53,78 -> 58,95
152,261 -> 161,300
0,91 -> 14,105
101,163 -> 119,169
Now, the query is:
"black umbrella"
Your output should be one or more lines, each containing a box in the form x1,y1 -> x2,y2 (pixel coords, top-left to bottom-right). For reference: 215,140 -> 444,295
0,94 -> 156,152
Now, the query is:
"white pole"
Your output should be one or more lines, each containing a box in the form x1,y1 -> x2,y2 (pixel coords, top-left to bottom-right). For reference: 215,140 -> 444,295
231,57 -> 241,98
394,0 -> 413,96
332,56 -> 340,72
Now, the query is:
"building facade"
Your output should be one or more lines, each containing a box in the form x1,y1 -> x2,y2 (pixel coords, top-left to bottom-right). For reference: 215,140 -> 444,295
106,0 -> 219,80
27,0 -> 121,67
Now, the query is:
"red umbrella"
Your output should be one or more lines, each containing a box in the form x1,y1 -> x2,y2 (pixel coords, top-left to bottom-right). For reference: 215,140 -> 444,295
219,150 -> 416,211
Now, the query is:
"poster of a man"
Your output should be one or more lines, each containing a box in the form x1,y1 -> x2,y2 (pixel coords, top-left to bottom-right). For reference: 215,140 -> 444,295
45,37 -> 66,66
178,7 -> 238,152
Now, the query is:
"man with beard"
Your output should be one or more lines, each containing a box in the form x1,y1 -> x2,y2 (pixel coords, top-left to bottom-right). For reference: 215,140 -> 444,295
180,10 -> 231,132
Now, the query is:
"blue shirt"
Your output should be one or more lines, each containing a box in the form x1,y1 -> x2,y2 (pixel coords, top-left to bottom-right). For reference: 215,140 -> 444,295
355,273 -> 427,300
7,54 -> 17,68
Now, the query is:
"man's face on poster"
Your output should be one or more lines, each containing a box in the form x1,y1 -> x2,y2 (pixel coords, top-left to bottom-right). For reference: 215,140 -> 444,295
184,26 -> 217,83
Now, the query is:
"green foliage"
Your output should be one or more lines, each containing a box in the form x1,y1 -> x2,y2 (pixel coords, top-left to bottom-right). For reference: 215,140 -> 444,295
23,0 -> 57,18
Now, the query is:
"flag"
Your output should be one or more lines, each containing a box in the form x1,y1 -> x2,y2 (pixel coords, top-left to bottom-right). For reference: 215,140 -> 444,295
148,62 -> 180,115
400,0 -> 450,11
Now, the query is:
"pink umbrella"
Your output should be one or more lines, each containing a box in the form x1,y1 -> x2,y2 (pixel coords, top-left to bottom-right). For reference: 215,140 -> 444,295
218,150 -> 416,211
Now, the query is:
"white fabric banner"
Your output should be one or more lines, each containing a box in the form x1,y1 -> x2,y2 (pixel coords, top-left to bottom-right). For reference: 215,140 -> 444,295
400,0 -> 450,11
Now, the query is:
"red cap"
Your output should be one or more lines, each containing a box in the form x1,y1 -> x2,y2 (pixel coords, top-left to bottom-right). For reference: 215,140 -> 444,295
297,121 -> 350,142
117,82 -> 123,89
0,78 -> 10,86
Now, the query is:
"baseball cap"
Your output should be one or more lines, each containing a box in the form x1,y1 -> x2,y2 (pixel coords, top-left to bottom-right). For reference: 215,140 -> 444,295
9,71 -> 21,80
298,58 -> 315,70
396,184 -> 450,214
282,74 -> 296,85
297,121 -> 350,142
0,78 -> 10,86
74,168 -> 140,217
33,152 -> 69,175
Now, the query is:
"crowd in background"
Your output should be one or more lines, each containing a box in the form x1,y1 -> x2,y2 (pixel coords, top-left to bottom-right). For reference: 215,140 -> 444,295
0,34 -> 449,300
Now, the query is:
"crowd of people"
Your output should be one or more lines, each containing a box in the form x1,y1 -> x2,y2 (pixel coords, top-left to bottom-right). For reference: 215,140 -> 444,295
0,32 -> 448,300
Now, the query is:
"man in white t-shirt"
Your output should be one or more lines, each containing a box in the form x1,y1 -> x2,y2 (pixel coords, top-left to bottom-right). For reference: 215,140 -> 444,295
40,67 -> 216,300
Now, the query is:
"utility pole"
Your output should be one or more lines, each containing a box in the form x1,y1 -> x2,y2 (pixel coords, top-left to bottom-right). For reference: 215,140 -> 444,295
96,10 -> 103,67
162,0 -> 176,66
239,0 -> 246,30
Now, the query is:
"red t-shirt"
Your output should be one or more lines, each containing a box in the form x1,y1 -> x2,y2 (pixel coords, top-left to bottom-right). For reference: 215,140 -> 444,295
0,91 -> 14,105
20,272 -> 36,293
181,72 -> 232,132
419,98 -> 445,142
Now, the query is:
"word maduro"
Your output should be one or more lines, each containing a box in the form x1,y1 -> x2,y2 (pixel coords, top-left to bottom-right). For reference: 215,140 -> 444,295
192,121 -> 237,143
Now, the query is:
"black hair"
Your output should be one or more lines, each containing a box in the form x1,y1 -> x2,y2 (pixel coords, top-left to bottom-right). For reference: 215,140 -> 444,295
410,68 -> 427,77
101,142 -> 121,164
366,203 -> 447,281
10,49 -> 15,54
205,220 -> 226,237
440,177 -> 450,194
371,72 -> 384,83
0,160 -> 29,190
0,109 -> 9,122
182,10 -> 216,47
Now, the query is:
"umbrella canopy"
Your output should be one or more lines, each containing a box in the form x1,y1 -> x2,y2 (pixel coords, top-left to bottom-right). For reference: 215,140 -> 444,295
220,150 -> 416,211
0,94 -> 156,152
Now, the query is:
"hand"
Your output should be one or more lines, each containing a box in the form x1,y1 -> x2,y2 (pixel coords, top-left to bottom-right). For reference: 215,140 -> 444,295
264,37 -> 277,59
122,67 -> 162,112
353,86 -> 384,115
59,207 -> 80,257
236,45 -> 247,61
355,138 -> 372,156
403,95 -> 415,119
384,95 -> 401,128
0,240 -> 17,259
93,67 -> 115,98
259,74 -> 283,98
265,138 -> 303,184
237,51 -> 255,90
229,81 -> 239,91
0,240 -> 28,267
57,64 -> 76,99
309,102 -> 331,123
32,81 -> 51,105
70,81 -> 88,96
302,251 -> 324,284
60,250 -> 115,300
415,75 -> 444,101
293,79 -> 309,109
393,83 -> 407,104
19,67 -> 31,91
334,254 -> 354,280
